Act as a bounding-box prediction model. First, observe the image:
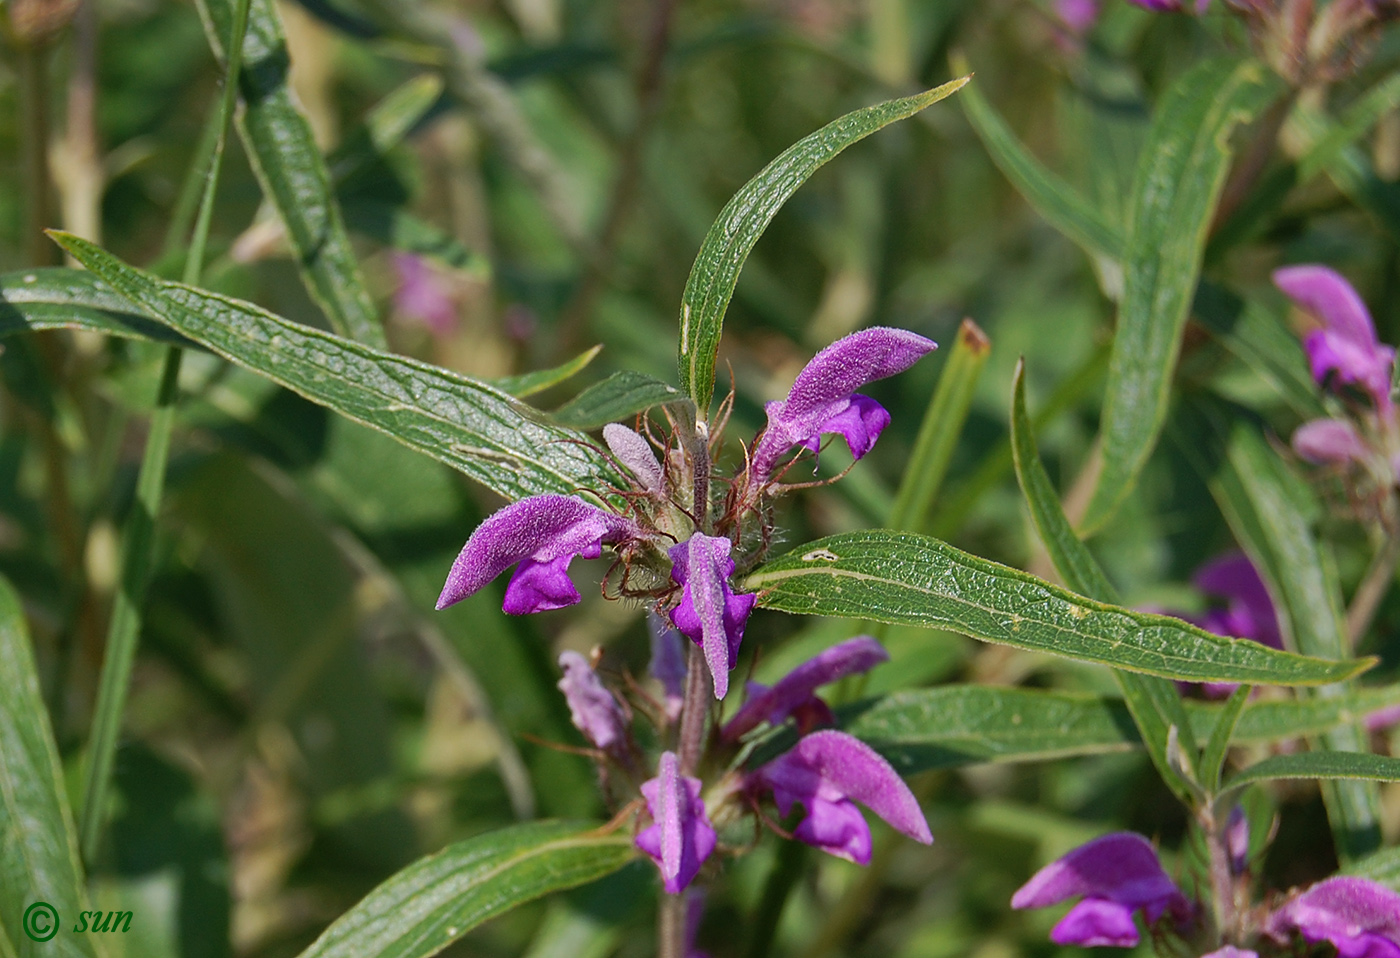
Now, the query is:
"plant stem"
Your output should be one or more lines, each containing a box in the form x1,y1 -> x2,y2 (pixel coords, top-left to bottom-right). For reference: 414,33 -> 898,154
19,37 -> 60,266
677,643 -> 709,774
1203,806 -> 1237,946
59,0 -> 102,245
659,888 -> 686,958
1346,529 -> 1400,646
78,0 -> 252,863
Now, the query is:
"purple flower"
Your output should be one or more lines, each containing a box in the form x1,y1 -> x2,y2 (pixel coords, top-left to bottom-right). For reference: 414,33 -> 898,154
721,637 -> 889,741
1226,805 -> 1250,873
1056,0 -> 1099,31
1190,552 -> 1282,652
391,253 -> 458,337
557,651 -> 627,750
1201,949 -> 1258,958
752,729 -> 932,865
1127,0 -> 1208,10
748,327 -> 936,484
1274,265 -> 1396,412
1010,832 -> 1192,947
1293,418 -> 1370,465
648,612 -> 688,720
1266,877 -> 1400,958
636,751 -> 717,895
437,494 -> 640,614
668,533 -> 756,700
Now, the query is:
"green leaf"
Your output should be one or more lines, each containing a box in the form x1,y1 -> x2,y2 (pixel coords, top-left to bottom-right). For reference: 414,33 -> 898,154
0,268 -> 188,346
340,199 -> 490,276
1082,59 -> 1276,532
196,0 -> 386,347
0,574 -> 98,958
329,74 -> 444,185
1009,360 -> 1199,801
552,371 -> 685,430
1200,684 -> 1251,794
50,232 -> 622,504
493,346 -> 603,400
1175,399 -> 1383,861
677,77 -> 968,415
1347,845 -> 1400,891
1192,282 -> 1325,419
1226,752 -> 1400,791
743,530 -> 1367,685
953,52 -> 1124,260
294,822 -> 636,958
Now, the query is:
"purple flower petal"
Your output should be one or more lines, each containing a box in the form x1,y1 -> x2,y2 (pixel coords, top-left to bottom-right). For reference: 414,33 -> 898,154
1051,898 -> 1140,947
668,534 -> 756,700
392,253 -> 459,337
750,327 -> 935,481
1226,805 -> 1250,873
648,612 -> 687,720
1275,265 -> 1396,410
721,637 -> 889,740
636,752 -> 717,895
1293,418 -> 1370,465
1055,0 -> 1098,31
1267,877 -> 1400,958
757,729 -> 931,864
437,495 -> 638,613
1011,832 -> 1187,914
603,423 -> 665,494
1201,949 -> 1259,958
1193,552 -> 1282,651
556,651 -> 627,750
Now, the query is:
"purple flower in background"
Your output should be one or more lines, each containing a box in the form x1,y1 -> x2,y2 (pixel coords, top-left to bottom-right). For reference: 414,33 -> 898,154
1191,552 -> 1282,651
1201,949 -> 1259,958
637,752 -> 717,894
391,253 -> 458,337
557,651 -> 627,750
1056,0 -> 1099,31
437,495 -> 640,614
1127,0 -> 1208,10
748,327 -> 936,484
752,730 -> 932,864
668,533 -> 756,700
1226,805 -> 1250,873
1293,418 -> 1370,466
1266,877 -> 1400,958
1011,832 -> 1192,947
1275,265 -> 1396,412
648,613 -> 688,720
721,637 -> 889,741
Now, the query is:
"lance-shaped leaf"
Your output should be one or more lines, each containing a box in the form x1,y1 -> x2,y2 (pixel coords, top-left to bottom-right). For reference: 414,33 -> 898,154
677,77 -> 968,416
293,821 -> 636,958
743,530 -> 1368,686
50,233 -> 622,504
0,267 -> 189,346
552,371 -> 685,430
0,574 -> 98,958
953,52 -> 1124,261
1225,753 -> 1400,792
1010,360 -> 1199,802
196,0 -> 385,347
1082,58 -> 1276,532
745,683 -> 1400,775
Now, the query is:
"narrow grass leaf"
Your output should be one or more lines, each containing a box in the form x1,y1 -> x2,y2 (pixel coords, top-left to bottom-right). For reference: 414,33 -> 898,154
51,233 -> 622,503
0,574 -> 97,958
0,268 -> 188,346
294,821 -> 635,958
196,0 -> 385,347
1226,753 -> 1400,791
677,77 -> 968,415
1083,58 -> 1276,532
329,74 -> 444,185
743,530 -> 1368,685
493,346 -> 603,399
953,52 -> 1124,260
1200,684 -> 1251,794
1010,359 -> 1198,800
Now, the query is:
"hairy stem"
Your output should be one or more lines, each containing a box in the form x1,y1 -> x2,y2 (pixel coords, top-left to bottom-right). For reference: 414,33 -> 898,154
678,643 -> 709,774
659,888 -> 686,958
1203,806 -> 1237,946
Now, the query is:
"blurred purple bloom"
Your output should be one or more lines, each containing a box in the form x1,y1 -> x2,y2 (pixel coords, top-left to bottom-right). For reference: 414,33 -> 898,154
668,533 -> 756,700
1011,832 -> 1192,947
749,327 -> 936,483
1294,418 -> 1370,465
1365,702 -> 1400,732
1274,265 -> 1396,411
1056,0 -> 1099,31
557,651 -> 627,750
637,752 -> 717,894
648,612 -> 688,720
437,495 -> 640,614
721,637 -> 889,741
391,253 -> 458,337
1128,0 -> 1208,9
1191,552 -> 1282,651
1266,877 -> 1400,958
753,729 -> 932,864
1226,805 -> 1250,873
1201,949 -> 1258,958
604,423 -> 665,494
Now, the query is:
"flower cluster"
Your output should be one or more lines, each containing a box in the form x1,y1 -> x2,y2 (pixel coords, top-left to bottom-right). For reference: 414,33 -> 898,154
1275,266 -> 1399,519
437,327 -> 937,895
1013,827 -> 1400,957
